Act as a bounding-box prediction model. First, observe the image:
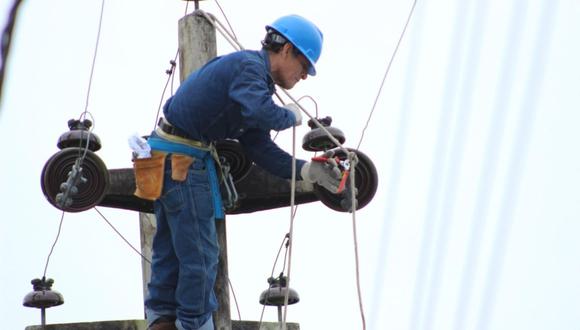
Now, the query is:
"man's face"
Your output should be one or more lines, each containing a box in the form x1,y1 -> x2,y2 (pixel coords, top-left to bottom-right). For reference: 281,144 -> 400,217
274,44 -> 309,89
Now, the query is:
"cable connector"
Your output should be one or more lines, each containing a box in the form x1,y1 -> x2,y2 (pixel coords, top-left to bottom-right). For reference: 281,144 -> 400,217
55,159 -> 87,209
165,60 -> 177,75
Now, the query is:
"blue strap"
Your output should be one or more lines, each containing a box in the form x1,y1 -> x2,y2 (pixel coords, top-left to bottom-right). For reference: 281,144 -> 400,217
147,137 -> 224,220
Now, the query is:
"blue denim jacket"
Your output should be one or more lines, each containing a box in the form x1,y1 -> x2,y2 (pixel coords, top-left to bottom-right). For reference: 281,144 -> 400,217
163,50 -> 306,179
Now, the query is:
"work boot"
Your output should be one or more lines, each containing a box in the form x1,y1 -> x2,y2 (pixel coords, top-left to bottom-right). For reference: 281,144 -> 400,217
148,316 -> 177,330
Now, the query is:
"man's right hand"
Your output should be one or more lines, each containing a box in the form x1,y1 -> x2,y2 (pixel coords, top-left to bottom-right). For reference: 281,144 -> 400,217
300,150 -> 342,193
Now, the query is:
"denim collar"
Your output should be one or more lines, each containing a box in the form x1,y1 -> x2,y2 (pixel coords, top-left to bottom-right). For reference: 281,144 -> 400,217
259,49 -> 274,88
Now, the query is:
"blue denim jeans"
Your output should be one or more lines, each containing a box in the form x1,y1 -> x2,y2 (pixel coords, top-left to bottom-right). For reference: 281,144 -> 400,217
145,156 -> 219,329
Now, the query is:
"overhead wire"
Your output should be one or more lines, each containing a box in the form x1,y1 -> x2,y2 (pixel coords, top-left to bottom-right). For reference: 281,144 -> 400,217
77,0 -> 105,163
42,211 -> 65,279
343,1 -> 419,328
355,0 -> 418,151
77,111 -> 96,161
94,207 -> 151,264
228,276 -> 242,321
450,2 -> 528,329
474,2 -> 558,329
258,231 -> 292,327
368,2 -> 425,328
153,1 -> 190,130
82,0 -> 105,118
0,0 -> 25,106
214,0 -> 238,41
407,0 -> 472,328
282,125 -> 298,329
153,54 -> 178,131
41,0 -> 107,280
420,0 -> 489,328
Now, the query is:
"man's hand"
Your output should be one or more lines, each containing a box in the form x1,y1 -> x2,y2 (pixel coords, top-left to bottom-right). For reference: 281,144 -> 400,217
301,150 -> 342,193
284,103 -> 302,126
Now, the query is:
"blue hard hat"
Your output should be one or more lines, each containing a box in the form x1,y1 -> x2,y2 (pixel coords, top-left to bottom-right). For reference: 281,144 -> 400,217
266,15 -> 323,76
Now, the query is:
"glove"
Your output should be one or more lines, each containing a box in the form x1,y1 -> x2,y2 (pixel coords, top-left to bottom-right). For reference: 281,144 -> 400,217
301,151 -> 342,193
284,103 -> 302,126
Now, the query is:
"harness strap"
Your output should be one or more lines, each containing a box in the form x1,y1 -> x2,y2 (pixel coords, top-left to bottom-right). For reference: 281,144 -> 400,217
147,136 -> 225,220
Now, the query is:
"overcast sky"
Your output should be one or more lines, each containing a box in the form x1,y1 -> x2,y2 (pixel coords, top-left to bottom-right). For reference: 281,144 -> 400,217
1,0 -> 580,329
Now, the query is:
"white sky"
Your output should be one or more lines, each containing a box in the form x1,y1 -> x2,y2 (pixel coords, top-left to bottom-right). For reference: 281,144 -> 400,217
1,0 -> 580,329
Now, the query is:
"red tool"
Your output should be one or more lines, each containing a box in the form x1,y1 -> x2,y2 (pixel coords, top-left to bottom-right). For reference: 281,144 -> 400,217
311,155 -> 350,194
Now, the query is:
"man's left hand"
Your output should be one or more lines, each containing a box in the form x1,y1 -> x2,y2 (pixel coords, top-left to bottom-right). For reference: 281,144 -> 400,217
284,103 -> 302,126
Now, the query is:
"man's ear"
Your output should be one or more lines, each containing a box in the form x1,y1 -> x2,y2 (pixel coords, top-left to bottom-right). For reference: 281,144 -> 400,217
282,43 -> 293,57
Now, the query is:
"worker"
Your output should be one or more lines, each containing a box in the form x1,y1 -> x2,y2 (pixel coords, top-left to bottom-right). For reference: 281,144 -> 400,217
139,14 -> 341,330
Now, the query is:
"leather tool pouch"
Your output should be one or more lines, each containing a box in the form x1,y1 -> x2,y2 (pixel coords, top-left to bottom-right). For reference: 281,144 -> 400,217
171,154 -> 195,182
133,151 -> 167,200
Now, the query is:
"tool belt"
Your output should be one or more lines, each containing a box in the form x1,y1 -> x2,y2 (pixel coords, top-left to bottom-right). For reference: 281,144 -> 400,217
133,119 -> 204,202
148,136 -> 225,219
133,118 -> 238,218
133,150 -> 168,201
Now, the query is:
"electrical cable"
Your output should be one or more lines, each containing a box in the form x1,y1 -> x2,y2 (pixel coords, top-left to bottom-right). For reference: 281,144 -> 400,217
258,232 -> 291,327
451,1 -> 525,328
304,1 -> 418,322
82,0 -> 105,118
0,0 -> 25,106
42,211 -> 66,279
282,127 -> 298,329
356,0 -> 418,151
407,1 -> 470,328
199,11 -> 245,51
77,0 -> 105,164
228,276 -> 242,321
368,3 -> 425,328
213,0 -> 238,41
43,0 -> 107,277
77,111 -> 96,161
94,207 -> 152,264
153,53 -> 178,131
153,1 -> 190,130
473,3 -> 557,329
297,95 -> 319,118
420,0 -> 489,329
349,155 -> 366,330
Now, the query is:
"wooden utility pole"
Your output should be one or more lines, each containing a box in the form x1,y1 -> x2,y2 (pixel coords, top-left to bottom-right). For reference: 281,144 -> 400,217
140,9 -> 232,330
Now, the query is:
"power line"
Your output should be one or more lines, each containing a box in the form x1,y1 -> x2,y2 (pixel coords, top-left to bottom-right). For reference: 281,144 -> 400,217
475,2 -> 558,329
408,0 -> 473,328
422,0 -> 490,328
42,211 -> 66,278
449,2 -> 529,329
368,1 -> 425,327
0,0 -> 25,107
82,0 -> 106,117
94,207 -> 151,264
356,0 -> 419,151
